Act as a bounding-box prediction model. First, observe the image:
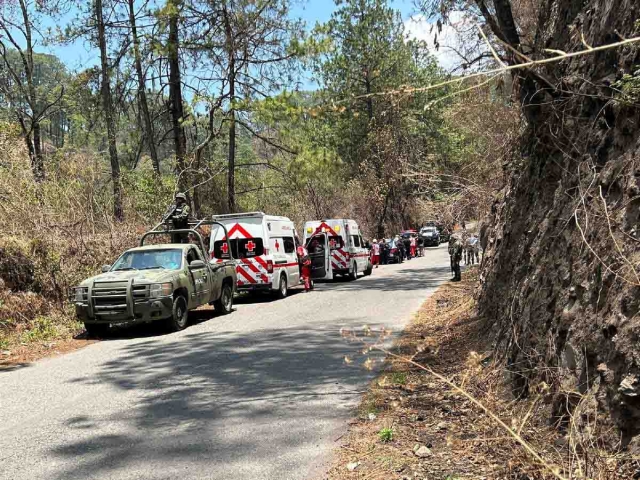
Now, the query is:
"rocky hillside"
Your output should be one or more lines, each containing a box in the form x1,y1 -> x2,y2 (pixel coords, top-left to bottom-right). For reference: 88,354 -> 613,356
479,0 -> 640,445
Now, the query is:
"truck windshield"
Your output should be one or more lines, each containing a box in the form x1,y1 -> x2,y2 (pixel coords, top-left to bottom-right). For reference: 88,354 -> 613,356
213,238 -> 265,259
112,249 -> 183,271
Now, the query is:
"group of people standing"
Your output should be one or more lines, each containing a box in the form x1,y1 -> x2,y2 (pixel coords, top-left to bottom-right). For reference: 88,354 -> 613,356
448,229 -> 481,282
370,235 -> 422,267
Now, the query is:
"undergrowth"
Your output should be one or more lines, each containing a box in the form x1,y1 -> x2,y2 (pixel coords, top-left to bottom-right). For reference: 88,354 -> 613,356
328,268 -> 636,480
0,135 -> 169,351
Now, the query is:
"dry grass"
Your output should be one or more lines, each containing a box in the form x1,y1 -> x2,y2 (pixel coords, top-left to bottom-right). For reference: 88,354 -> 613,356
0,136 -> 167,355
328,269 -> 637,480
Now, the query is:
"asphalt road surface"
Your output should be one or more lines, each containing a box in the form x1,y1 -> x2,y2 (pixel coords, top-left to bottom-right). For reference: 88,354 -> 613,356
0,245 -> 451,480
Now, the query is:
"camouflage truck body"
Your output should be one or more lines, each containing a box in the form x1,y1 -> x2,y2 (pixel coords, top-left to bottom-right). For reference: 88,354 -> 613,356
72,244 -> 236,334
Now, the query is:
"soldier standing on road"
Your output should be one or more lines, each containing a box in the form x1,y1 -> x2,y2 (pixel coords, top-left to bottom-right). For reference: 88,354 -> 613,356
448,234 -> 462,282
395,235 -> 405,262
381,239 -> 389,265
163,192 -> 191,243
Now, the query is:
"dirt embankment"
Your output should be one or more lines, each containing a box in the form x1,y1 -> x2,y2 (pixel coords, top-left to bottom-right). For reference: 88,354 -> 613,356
330,270 -> 635,479
478,0 -> 640,447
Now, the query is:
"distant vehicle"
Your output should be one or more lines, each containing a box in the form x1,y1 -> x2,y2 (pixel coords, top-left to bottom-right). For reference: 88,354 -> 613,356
420,225 -> 440,247
71,221 -> 237,336
303,219 -> 372,280
386,238 -> 402,264
210,212 -> 300,299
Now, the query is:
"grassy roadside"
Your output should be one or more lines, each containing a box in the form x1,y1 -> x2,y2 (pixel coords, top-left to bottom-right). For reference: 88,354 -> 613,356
0,310 -> 92,368
328,269 -> 634,480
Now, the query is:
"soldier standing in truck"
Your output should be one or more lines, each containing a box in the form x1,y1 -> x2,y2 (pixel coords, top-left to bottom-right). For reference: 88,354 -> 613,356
163,192 -> 191,243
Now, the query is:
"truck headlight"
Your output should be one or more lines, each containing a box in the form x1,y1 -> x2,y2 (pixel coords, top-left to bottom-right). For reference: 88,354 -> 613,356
72,287 -> 88,303
150,283 -> 173,298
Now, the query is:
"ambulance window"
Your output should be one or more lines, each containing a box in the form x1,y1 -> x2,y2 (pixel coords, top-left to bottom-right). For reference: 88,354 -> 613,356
213,238 -> 264,258
351,235 -> 361,247
328,236 -> 343,250
283,237 -> 295,254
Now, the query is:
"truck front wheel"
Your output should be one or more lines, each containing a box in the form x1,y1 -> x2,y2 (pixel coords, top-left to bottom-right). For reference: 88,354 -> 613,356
166,295 -> 188,332
214,282 -> 233,315
85,323 -> 109,338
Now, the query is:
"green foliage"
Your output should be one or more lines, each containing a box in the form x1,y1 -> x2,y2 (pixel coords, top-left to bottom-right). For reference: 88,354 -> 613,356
21,316 -> 59,343
613,68 -> 640,101
388,372 -> 407,385
378,427 -> 393,442
121,169 -> 176,223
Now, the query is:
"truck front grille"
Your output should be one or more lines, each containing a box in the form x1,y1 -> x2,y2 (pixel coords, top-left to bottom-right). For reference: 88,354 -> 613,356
91,281 -> 148,316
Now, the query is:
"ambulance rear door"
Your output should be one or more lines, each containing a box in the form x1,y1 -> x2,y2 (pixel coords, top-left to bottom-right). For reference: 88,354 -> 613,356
209,214 -> 270,288
306,232 -> 330,280
346,220 -> 368,272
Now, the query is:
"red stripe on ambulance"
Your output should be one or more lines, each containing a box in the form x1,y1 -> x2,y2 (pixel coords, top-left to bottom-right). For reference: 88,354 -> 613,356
236,266 -> 257,284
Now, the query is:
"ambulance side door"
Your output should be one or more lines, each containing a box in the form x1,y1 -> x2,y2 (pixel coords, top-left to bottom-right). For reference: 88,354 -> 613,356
358,234 -> 369,272
282,235 -> 299,285
351,233 -> 365,271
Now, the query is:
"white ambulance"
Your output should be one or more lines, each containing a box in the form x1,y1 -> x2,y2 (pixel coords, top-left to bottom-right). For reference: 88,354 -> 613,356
209,212 -> 300,298
303,219 -> 372,281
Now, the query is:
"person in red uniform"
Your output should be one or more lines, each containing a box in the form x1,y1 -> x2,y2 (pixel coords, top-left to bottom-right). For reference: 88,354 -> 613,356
410,235 -> 417,258
371,239 -> 381,268
296,244 -> 312,291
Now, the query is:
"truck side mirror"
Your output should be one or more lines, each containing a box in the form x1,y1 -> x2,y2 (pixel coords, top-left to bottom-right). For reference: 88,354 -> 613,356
189,260 -> 205,270
101,265 -> 111,273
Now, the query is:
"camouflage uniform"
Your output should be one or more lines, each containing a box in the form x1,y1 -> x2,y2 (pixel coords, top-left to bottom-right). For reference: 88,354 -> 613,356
448,235 -> 463,282
164,193 -> 191,244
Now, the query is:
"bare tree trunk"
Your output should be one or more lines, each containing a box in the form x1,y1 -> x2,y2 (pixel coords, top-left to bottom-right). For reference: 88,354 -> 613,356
96,0 -> 123,221
364,71 -> 373,121
18,0 -> 44,181
128,0 -> 159,175
223,6 -> 236,212
227,93 -> 236,212
377,187 -> 392,239
167,0 -> 187,190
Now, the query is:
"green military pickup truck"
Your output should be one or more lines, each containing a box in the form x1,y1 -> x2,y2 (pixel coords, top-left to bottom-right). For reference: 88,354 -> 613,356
71,222 -> 237,336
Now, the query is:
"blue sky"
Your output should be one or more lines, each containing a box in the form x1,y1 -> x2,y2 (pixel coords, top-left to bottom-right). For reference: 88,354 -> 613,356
37,0 -> 425,72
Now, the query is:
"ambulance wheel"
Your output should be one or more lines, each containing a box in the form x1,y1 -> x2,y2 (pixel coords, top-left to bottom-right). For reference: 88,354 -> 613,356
166,295 -> 188,332
349,263 -> 358,281
364,263 -> 373,276
276,274 -> 288,299
214,283 -> 233,315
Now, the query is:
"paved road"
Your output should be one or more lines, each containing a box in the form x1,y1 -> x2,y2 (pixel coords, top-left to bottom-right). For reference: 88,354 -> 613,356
0,246 -> 450,480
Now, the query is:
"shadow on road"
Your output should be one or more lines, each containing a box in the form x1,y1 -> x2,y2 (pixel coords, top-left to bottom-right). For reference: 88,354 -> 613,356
314,264 -> 452,293
80,290 -> 307,340
52,323 -> 378,479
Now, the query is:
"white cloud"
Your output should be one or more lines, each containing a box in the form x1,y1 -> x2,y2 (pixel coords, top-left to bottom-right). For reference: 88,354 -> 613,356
405,12 -> 485,72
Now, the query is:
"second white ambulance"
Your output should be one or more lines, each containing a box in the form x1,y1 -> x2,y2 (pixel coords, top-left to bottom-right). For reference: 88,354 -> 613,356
209,212 -> 300,298
303,219 -> 372,281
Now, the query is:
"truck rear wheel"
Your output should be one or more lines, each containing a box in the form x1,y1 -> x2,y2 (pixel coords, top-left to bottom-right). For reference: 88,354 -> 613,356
166,295 -> 188,332
214,283 -> 233,315
85,323 -> 109,338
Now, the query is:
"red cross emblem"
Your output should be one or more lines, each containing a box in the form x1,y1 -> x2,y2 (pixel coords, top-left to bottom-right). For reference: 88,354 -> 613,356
246,240 -> 256,253
275,240 -> 280,251
221,242 -> 229,254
